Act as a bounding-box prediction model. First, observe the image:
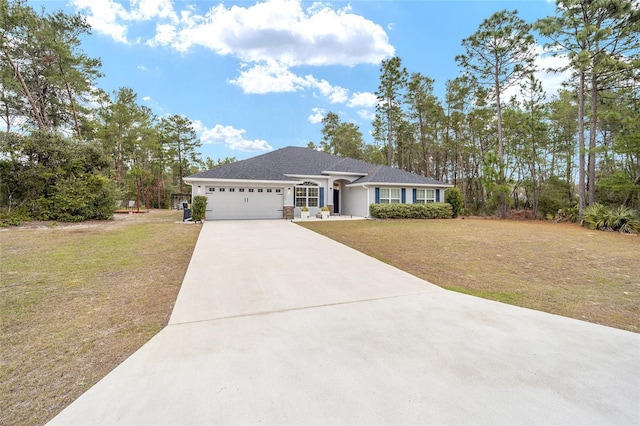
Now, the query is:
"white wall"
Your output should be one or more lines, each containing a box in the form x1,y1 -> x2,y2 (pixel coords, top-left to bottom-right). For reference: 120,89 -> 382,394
342,185 -> 370,217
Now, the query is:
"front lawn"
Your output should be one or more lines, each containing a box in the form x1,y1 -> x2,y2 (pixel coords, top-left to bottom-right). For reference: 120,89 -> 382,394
0,210 -> 202,426
298,218 -> 639,333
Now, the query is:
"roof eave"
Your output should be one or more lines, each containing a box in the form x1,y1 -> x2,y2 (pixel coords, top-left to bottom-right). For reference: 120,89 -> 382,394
346,181 -> 454,188
284,174 -> 330,180
183,177 -> 303,185
321,170 -> 368,176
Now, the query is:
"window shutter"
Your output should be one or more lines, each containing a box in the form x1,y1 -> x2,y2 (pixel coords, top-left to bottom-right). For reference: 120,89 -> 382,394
412,188 -> 417,203
436,189 -> 440,202
375,187 -> 380,203
319,187 -> 325,207
401,188 -> 406,203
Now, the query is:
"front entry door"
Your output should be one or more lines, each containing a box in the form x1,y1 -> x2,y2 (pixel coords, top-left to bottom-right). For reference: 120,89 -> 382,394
333,189 -> 340,214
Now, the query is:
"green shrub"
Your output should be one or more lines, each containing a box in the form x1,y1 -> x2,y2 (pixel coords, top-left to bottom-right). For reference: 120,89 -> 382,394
192,195 -> 207,222
583,203 -> 613,230
538,176 -> 574,219
445,187 -> 463,218
583,203 -> 640,233
37,174 -> 116,222
0,209 -> 31,227
459,207 -> 473,217
86,174 -> 118,220
610,206 -> 640,234
554,205 -> 579,223
369,202 -> 452,219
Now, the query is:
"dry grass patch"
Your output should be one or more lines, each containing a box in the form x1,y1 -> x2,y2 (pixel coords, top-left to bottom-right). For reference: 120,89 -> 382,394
0,210 -> 201,426
299,218 -> 640,332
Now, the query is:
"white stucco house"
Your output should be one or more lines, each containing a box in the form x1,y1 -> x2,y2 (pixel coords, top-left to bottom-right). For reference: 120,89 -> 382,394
183,146 -> 453,220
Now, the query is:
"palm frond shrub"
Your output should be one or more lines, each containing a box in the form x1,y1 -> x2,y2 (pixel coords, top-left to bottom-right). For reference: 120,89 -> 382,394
611,206 -> 640,234
583,203 -> 640,234
583,203 -> 611,230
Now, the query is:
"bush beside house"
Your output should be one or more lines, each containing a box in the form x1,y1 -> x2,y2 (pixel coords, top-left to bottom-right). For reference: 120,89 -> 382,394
445,187 -> 463,218
191,195 -> 208,222
370,203 -> 453,219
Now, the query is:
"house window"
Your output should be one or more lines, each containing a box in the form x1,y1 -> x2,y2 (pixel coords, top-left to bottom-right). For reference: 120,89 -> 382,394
207,187 -> 215,193
275,189 -> 282,193
258,188 -> 263,193
219,188 -> 225,192
266,189 -> 272,193
248,189 -> 254,193
415,189 -> 436,203
295,182 -> 319,207
229,188 -> 235,192
379,188 -> 401,204
239,188 -> 245,192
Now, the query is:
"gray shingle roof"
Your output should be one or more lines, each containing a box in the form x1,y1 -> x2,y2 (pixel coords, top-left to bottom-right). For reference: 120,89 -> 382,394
186,146 -> 450,187
351,166 -> 449,186
187,160 -> 299,182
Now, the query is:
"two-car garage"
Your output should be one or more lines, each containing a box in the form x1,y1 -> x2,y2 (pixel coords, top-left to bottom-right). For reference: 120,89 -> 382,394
204,186 -> 284,220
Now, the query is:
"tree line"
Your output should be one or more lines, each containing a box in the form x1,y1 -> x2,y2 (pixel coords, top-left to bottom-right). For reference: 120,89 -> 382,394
312,1 -> 640,220
1,0 -> 639,223
0,1 -> 237,221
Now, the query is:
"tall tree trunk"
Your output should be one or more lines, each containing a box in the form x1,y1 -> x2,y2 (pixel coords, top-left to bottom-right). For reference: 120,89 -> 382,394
578,71 -> 586,218
419,114 -> 429,177
495,78 -> 507,219
59,63 -> 82,139
178,146 -> 184,193
2,48 -> 46,130
387,98 -> 393,167
588,72 -> 598,206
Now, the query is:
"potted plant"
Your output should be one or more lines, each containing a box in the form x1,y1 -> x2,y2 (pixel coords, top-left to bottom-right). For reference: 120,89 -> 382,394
301,205 -> 310,219
320,206 -> 330,219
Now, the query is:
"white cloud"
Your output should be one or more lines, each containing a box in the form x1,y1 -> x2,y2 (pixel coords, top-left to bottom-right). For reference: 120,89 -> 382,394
535,45 -> 572,98
153,23 -> 178,46
502,45 -> 572,103
308,108 -> 325,124
72,0 -> 395,107
128,0 -> 178,22
229,61 -> 350,104
71,0 -> 178,43
229,61 -> 305,94
175,0 -> 392,66
357,109 -> 376,121
348,92 -> 378,108
72,0 -> 130,43
78,0 -> 393,67
313,78 -> 348,103
199,123 -> 273,152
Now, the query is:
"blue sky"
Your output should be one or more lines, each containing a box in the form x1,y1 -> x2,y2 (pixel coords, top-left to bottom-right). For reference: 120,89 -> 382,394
35,0 -> 563,162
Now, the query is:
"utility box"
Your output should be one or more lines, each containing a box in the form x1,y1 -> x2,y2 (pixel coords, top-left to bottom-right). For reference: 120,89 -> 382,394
183,208 -> 192,221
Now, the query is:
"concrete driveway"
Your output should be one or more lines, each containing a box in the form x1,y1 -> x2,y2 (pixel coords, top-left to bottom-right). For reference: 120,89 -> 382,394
49,220 -> 640,425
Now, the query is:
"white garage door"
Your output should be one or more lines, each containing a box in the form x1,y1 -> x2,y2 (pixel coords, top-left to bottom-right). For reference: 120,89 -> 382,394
205,187 -> 284,220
